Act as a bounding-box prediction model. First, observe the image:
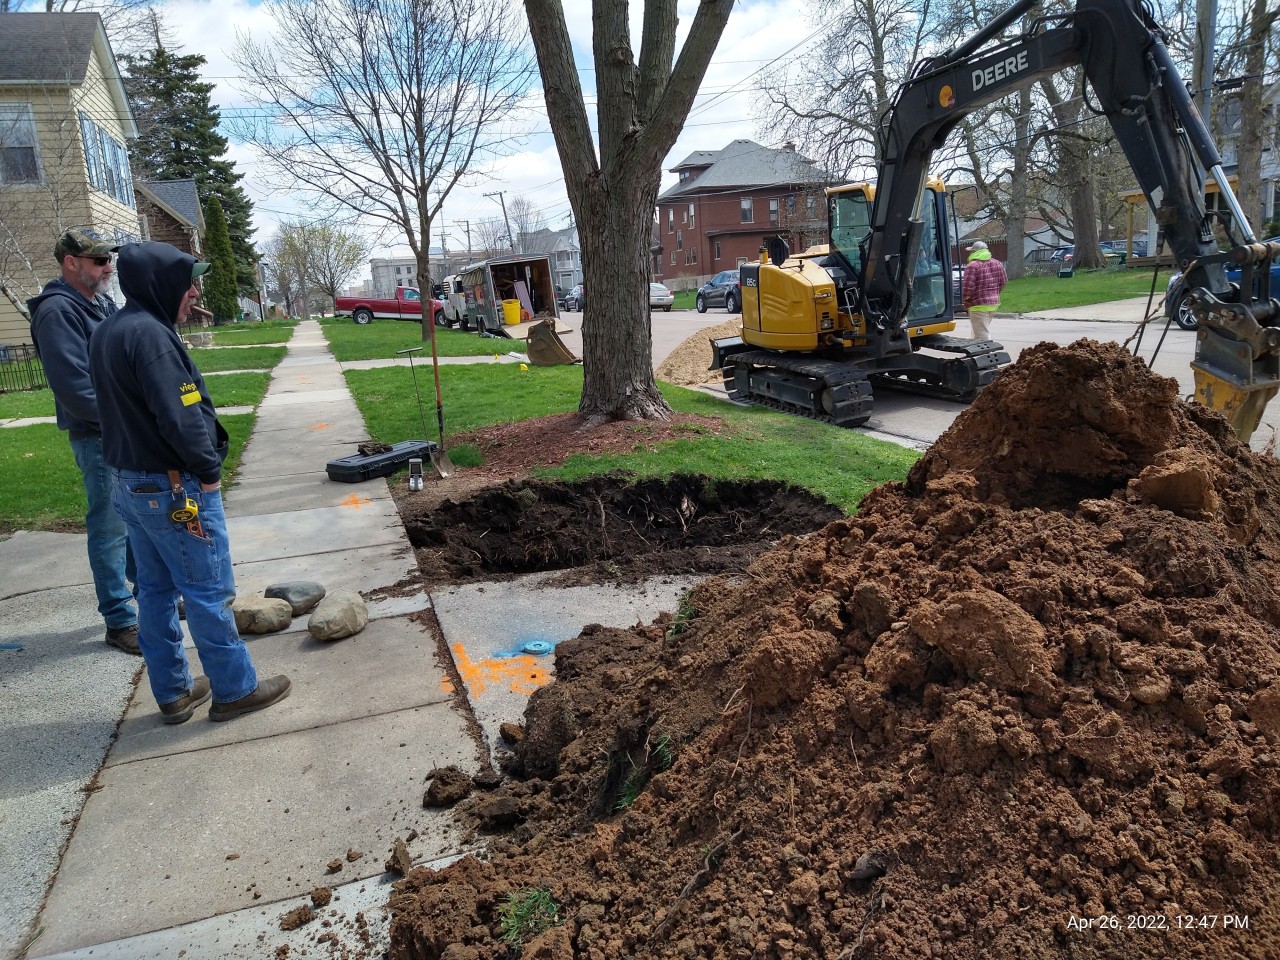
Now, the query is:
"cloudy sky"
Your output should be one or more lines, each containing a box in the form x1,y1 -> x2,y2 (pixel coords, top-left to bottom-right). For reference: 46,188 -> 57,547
157,0 -> 833,260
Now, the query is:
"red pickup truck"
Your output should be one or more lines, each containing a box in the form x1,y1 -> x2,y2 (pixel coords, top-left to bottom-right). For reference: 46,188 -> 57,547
334,287 -> 444,325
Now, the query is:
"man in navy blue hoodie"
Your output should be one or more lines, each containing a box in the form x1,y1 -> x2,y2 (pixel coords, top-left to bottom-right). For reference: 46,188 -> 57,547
29,228 -> 139,655
89,242 -> 290,724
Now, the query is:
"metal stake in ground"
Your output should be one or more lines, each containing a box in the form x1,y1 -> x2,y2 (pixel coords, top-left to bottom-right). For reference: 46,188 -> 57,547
395,345 -> 454,477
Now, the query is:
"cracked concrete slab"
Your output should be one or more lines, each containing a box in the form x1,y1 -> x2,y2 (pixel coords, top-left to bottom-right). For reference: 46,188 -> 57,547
29,704 -> 479,958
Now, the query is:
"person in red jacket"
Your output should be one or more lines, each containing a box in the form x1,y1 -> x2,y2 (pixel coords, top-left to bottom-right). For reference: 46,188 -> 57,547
961,240 -> 1007,341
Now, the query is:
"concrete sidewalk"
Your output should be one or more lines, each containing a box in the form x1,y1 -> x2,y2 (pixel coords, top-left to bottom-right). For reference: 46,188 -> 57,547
1,320 -> 691,959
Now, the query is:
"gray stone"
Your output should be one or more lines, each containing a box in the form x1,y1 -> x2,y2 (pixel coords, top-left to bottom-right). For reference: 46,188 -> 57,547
307,591 -> 368,641
264,580 -> 327,616
232,596 -> 294,634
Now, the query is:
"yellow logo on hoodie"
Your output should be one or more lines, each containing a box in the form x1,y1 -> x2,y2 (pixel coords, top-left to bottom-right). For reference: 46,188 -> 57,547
179,382 -> 202,407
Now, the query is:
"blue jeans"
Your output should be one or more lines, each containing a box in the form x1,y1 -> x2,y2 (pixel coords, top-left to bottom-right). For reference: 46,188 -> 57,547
69,435 -> 136,630
111,470 -> 258,708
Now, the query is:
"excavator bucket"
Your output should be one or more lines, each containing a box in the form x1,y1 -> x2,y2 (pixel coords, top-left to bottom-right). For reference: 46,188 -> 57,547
525,320 -> 580,366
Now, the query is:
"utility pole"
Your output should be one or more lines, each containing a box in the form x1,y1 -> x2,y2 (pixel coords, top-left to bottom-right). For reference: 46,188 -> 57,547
455,219 -> 472,260
484,191 -> 516,252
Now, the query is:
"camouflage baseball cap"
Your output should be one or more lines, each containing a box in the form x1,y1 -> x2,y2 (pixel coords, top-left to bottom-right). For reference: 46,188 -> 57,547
55,227 -> 117,261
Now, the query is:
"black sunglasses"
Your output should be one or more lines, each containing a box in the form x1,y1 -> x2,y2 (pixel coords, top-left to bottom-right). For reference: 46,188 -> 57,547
77,255 -> 112,267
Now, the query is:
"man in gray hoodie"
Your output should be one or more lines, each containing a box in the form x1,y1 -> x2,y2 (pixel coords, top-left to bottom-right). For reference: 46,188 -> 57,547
28,228 -> 139,655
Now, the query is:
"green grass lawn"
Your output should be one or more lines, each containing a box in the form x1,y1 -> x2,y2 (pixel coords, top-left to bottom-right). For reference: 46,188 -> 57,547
0,388 -> 54,420
187,345 -> 287,372
212,319 -> 298,345
993,265 -> 1173,313
0,412 -> 256,531
345,363 -> 919,513
204,372 -> 272,409
320,317 -> 515,361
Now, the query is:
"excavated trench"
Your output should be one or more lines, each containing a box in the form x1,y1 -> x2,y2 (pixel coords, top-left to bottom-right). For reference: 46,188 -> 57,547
401,474 -> 844,584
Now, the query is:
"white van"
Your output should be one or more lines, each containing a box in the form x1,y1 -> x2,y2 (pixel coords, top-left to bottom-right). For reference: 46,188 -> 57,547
438,275 -> 467,327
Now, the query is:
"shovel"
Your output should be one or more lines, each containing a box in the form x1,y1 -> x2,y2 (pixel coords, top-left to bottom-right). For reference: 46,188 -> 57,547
396,343 -> 455,478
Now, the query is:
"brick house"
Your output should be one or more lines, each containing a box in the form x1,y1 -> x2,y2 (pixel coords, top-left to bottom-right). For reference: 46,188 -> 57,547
654,139 -> 829,291
135,178 -> 204,255
0,12 -> 139,347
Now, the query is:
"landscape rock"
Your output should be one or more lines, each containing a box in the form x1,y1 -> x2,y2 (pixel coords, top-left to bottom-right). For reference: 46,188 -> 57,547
307,590 -> 368,641
264,580 -> 327,616
232,596 -> 293,635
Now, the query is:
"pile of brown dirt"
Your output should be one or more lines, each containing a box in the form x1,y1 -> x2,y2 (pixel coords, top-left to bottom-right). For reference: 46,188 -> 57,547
388,340 -> 1280,959
655,316 -> 740,385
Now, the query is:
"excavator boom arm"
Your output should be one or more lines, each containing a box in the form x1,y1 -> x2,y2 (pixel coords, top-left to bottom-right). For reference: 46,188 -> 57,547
861,0 -> 1279,438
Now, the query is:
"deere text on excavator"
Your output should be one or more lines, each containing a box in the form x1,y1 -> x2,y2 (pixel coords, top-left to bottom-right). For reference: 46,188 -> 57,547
712,0 -> 1280,440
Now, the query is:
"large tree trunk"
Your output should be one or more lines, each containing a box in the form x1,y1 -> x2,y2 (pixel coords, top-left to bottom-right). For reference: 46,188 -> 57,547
524,0 -> 733,424
1235,0 -> 1277,234
577,174 -> 666,423
1041,77 -> 1103,269
1003,84 -> 1034,280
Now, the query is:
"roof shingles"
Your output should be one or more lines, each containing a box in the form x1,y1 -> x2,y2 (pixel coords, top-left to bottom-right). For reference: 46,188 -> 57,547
0,13 -> 101,86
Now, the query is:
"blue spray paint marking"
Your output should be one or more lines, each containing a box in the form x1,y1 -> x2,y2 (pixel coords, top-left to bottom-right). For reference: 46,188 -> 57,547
493,635 -> 559,658
0,643 -> 24,651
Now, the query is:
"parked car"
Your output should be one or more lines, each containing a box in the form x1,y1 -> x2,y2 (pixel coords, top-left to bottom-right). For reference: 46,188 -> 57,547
564,283 -> 584,311
555,285 -> 567,310
1099,239 -> 1148,258
333,287 -> 444,325
649,282 -> 674,312
952,265 -> 964,306
1165,236 -> 1280,331
1049,242 -> 1130,264
696,269 -> 741,313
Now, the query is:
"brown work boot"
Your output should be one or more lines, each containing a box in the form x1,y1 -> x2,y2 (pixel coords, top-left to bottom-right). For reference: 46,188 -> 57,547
105,624 -> 142,656
159,676 -> 212,725
208,675 -> 291,722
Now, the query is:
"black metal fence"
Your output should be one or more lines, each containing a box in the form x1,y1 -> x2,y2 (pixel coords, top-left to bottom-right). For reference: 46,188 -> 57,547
0,343 -> 48,394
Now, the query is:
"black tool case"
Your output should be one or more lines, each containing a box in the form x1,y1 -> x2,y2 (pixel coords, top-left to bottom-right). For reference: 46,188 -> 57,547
325,440 -> 439,483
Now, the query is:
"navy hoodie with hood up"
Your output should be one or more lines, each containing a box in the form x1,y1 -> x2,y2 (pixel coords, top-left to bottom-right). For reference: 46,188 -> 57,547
89,242 -> 229,485
27,278 -> 117,438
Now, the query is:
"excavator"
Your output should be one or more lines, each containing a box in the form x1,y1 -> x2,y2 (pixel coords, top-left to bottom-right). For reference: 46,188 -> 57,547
712,0 -> 1280,440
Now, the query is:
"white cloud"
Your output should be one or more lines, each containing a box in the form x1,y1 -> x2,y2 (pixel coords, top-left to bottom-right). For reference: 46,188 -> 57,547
160,0 -> 822,255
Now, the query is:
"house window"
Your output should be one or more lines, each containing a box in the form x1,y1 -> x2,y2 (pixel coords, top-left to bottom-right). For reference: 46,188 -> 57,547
786,195 -> 796,214
770,198 -> 779,226
0,104 -> 40,183
714,241 -> 721,260
688,203 -> 695,229
668,208 -> 674,233
806,196 -> 816,216
77,111 -> 135,207
676,230 -> 682,251
671,251 -> 676,265
741,198 -> 753,223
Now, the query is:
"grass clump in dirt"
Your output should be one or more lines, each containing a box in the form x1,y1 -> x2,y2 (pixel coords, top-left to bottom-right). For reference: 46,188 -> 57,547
498,888 -> 559,949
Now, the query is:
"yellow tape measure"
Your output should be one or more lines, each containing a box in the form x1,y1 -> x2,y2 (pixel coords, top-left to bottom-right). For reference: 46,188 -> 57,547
169,498 -> 199,523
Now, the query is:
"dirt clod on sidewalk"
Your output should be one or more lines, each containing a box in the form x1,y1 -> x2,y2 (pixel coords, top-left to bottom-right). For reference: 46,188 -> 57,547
389,340 -> 1280,959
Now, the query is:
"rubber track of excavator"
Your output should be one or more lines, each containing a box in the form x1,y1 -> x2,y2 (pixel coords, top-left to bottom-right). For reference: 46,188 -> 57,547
720,351 -> 876,428
869,334 -> 1010,402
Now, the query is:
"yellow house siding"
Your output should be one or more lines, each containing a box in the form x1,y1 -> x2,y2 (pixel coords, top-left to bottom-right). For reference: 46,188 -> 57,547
0,23 -> 136,347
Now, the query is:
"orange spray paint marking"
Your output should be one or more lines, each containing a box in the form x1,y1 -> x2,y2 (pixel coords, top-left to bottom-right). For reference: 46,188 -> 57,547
340,494 -> 372,509
450,643 -> 550,698
309,422 -> 332,431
